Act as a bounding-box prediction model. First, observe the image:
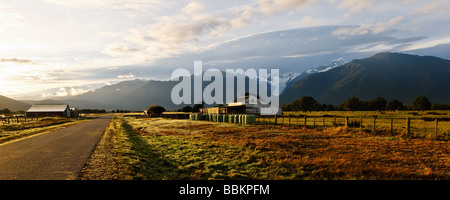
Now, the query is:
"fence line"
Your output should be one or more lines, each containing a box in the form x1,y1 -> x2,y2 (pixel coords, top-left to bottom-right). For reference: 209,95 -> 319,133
255,115 -> 449,136
0,116 -> 41,125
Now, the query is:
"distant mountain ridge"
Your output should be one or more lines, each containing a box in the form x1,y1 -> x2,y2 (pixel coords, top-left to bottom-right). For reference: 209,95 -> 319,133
0,95 -> 31,111
281,52 -> 450,105
24,72 -> 269,111
4,52 -> 449,111
286,58 -> 347,89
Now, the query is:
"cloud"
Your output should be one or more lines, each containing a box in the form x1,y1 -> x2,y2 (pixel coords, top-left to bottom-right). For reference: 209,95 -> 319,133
41,87 -> 94,98
299,15 -> 325,27
371,16 -> 404,34
0,58 -> 36,65
331,17 -> 404,40
198,25 -> 426,66
0,3 -> 24,28
40,0 -> 161,11
230,5 -> 255,29
102,2 -> 233,61
101,44 -> 139,57
257,0 -> 315,16
100,0 -> 325,63
338,0 -> 373,13
117,73 -> 135,79
332,25 -> 372,39
415,0 -> 450,16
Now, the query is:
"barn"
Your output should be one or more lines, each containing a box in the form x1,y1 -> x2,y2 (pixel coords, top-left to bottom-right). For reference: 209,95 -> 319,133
26,104 -> 72,118
199,94 -> 282,115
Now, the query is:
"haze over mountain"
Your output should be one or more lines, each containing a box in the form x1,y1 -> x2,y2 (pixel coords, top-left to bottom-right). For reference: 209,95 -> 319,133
23,72 -> 271,111
6,52 -> 450,111
0,95 -> 31,111
281,52 -> 450,105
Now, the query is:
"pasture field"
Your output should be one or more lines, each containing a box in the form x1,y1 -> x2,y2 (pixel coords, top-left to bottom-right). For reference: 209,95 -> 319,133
262,110 -> 450,138
0,114 -> 102,144
80,113 -> 450,180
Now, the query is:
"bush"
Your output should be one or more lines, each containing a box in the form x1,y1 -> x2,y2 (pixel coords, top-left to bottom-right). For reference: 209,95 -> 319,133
146,105 -> 166,114
412,96 -> 432,111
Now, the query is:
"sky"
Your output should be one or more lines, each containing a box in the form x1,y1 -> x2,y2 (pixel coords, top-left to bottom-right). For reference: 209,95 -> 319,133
0,0 -> 449,98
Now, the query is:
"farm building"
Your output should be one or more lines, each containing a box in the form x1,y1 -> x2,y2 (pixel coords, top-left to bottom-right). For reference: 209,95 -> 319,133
199,94 -> 282,115
26,104 -> 72,118
70,108 -> 79,118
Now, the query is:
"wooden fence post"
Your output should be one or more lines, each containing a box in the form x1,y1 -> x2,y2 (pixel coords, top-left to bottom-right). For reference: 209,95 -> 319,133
296,115 -> 299,126
406,117 -> 411,137
373,116 -> 376,132
345,116 -> 349,127
313,116 -> 316,128
304,116 -> 307,128
274,115 -> 277,126
390,118 -> 393,135
322,117 -> 325,128
282,116 -> 284,126
359,117 -> 363,132
288,115 -> 291,128
435,119 -> 438,135
334,116 -> 337,126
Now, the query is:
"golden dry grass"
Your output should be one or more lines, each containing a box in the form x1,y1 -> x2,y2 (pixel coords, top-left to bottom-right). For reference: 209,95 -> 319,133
116,117 -> 450,180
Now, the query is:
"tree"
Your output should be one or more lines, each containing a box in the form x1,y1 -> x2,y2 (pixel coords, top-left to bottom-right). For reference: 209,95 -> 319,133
181,106 -> 193,112
431,104 -> 450,110
412,96 -> 432,111
0,108 -> 12,115
281,103 -> 293,111
369,97 -> 387,111
147,105 -> 166,114
192,101 -> 205,112
292,96 -> 318,112
340,96 -> 361,112
386,99 -> 404,111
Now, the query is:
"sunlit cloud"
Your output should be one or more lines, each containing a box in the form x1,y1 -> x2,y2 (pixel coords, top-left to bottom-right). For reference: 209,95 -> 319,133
0,58 -> 37,65
117,73 -> 135,79
0,0 -> 448,98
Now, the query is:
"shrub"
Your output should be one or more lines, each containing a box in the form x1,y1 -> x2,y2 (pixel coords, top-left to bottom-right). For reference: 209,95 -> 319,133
146,105 -> 166,114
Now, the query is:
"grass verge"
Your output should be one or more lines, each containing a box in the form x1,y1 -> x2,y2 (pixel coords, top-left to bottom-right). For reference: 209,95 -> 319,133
0,119 -> 87,144
79,117 -> 133,180
80,115 -> 450,180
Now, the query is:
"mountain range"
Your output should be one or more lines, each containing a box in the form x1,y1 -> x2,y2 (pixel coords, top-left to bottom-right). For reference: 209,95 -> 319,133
0,95 -> 31,111
281,52 -> 450,105
2,52 -> 449,111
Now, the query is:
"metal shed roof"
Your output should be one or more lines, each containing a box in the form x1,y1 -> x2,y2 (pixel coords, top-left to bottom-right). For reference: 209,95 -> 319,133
26,104 -> 69,112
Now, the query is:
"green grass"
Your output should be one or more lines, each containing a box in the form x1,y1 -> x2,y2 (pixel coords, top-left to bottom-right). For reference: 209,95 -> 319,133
83,114 -> 450,180
79,118 -> 133,180
0,118 -> 87,144
261,110 -> 450,138
120,117 -> 290,180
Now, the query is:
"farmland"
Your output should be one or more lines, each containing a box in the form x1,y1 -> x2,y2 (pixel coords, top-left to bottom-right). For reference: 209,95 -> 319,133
262,110 -> 450,139
0,114 -> 101,144
80,112 -> 450,180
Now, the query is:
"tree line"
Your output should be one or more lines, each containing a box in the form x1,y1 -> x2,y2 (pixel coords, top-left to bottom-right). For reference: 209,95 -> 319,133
281,96 -> 450,112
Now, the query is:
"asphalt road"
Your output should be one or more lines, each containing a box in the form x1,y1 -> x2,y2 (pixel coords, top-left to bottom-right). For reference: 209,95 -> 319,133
0,114 -> 112,180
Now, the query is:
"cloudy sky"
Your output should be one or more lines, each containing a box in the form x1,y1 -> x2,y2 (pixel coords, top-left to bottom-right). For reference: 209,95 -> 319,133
0,0 -> 449,98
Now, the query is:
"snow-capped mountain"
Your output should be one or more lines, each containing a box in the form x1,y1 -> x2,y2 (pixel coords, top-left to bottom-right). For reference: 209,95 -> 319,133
258,71 -> 301,93
305,58 -> 347,74
279,72 -> 301,93
285,58 -> 348,90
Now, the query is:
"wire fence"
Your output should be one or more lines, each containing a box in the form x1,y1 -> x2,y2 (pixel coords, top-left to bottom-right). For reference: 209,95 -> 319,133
255,115 -> 450,137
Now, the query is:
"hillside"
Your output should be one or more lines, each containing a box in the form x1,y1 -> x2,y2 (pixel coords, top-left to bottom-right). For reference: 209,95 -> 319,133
58,70 -> 266,110
280,52 -> 450,105
0,95 -> 31,111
